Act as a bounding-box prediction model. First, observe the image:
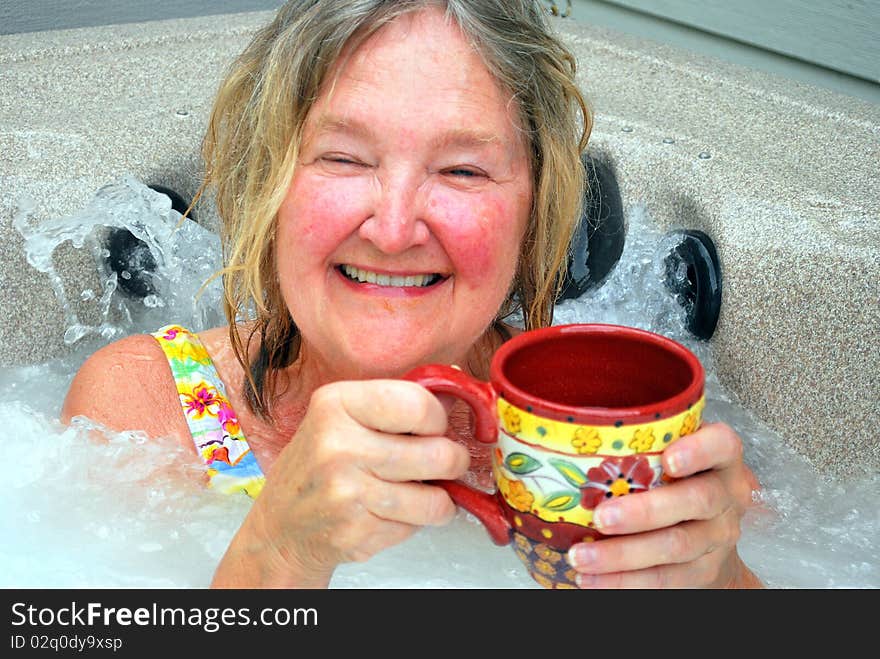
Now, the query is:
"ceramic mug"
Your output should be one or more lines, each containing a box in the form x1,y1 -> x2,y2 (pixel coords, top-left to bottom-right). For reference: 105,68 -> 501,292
404,323 -> 705,589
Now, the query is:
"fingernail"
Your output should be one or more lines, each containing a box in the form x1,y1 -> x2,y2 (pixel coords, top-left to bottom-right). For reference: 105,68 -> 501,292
567,544 -> 597,568
594,504 -> 620,530
576,573 -> 598,588
668,450 -> 688,476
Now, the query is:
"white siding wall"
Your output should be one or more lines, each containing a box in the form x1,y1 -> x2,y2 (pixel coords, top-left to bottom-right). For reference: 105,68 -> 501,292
604,0 -> 879,83
568,0 -> 879,102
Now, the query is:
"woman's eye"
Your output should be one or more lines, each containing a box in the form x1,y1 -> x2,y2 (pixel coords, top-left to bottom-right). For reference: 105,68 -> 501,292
322,155 -> 364,167
445,167 -> 485,178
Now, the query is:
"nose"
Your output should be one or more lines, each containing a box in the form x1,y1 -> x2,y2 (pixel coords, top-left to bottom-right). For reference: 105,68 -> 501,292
358,170 -> 430,254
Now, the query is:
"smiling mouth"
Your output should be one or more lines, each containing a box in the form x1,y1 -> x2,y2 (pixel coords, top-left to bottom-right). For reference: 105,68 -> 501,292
339,264 -> 445,288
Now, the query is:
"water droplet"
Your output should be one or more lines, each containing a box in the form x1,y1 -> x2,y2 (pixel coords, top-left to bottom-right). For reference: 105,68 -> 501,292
698,151 -> 711,159
120,270 -> 131,280
175,109 -> 189,117
662,137 -> 675,144
621,126 -> 634,133
80,289 -> 95,301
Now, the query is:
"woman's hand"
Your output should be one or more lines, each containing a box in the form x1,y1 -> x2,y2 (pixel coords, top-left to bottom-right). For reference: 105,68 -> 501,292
211,380 -> 469,588
566,422 -> 763,588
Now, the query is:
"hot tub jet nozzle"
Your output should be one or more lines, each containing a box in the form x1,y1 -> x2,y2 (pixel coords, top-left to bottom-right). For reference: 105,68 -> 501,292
662,229 -> 723,340
104,184 -> 195,300
557,153 -> 626,302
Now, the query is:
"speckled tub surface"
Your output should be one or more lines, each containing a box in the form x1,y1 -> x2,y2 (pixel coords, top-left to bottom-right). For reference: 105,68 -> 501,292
1,12 -> 877,479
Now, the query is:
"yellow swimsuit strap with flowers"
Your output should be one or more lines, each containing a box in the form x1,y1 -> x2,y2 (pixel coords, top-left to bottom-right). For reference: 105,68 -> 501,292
151,324 -> 265,498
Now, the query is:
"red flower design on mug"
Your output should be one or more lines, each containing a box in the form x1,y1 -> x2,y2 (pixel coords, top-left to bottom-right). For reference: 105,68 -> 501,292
579,455 -> 655,509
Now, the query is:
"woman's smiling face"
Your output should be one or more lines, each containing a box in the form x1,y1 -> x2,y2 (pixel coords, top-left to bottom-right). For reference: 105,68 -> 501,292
276,7 -> 533,379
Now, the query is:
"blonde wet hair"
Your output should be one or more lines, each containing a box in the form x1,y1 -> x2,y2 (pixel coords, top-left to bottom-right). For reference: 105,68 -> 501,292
202,0 -> 591,417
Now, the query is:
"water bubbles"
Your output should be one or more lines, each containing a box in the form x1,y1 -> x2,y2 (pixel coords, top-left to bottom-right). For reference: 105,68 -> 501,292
621,126 -> 634,133
175,109 -> 189,117
662,137 -> 675,144
672,260 -> 688,283
12,176 -> 225,347
698,151 -> 712,159
138,542 -> 164,553
63,324 -> 91,345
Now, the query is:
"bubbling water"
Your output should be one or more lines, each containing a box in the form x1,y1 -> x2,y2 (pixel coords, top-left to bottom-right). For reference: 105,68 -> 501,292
2,177 -> 877,588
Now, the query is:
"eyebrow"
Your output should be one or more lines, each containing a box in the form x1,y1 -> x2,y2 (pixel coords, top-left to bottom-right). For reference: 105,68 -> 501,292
312,114 -> 503,151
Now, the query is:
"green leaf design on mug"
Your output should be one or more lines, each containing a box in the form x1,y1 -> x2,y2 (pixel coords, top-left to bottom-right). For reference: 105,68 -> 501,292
549,458 -> 588,487
505,452 -> 542,475
542,491 -> 580,511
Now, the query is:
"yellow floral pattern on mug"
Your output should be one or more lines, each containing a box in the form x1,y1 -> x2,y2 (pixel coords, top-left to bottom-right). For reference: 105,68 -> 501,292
572,427 -> 602,454
629,428 -> 656,452
502,405 -> 522,434
680,412 -> 698,436
498,475 -> 535,513
496,397 -> 705,456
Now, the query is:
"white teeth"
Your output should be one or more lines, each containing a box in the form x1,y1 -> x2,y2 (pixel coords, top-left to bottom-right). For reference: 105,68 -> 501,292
341,265 -> 438,287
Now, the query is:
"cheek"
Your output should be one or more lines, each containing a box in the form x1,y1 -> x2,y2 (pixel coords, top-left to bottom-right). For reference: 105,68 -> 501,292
280,174 -> 369,253
434,193 -> 525,284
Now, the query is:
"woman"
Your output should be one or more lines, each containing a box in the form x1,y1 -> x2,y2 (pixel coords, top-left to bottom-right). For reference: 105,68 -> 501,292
62,0 -> 762,588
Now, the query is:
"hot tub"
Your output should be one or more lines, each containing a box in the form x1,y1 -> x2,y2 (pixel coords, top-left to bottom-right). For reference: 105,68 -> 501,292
1,10 -> 877,588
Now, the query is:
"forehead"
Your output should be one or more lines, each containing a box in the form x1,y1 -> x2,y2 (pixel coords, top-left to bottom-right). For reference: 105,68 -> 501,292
305,7 -> 526,148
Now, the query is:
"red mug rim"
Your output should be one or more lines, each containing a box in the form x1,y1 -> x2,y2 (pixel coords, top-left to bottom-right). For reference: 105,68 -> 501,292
489,323 -> 705,425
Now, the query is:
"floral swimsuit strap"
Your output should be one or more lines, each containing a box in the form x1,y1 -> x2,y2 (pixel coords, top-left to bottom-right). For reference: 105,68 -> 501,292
151,324 -> 265,498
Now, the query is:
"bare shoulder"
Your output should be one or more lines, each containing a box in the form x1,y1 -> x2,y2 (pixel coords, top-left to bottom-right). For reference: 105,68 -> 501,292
61,332 -> 188,443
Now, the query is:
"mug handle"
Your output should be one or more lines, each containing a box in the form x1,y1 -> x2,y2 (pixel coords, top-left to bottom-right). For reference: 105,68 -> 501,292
402,364 -> 512,546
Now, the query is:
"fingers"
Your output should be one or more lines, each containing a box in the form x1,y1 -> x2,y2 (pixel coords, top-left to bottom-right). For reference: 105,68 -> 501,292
361,479 -> 459,527
592,470 -> 732,534
568,508 -> 742,581
663,421 -> 743,478
564,422 -> 756,588
263,471 -> 458,569
571,550 -> 731,589
343,518 -> 419,563
314,379 -> 450,436
366,431 -> 470,482
306,379 -> 469,482
665,421 -> 757,509
590,422 -> 752,534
